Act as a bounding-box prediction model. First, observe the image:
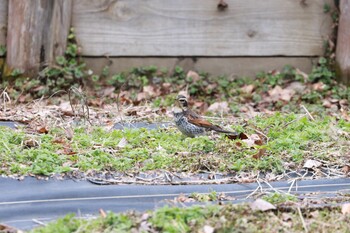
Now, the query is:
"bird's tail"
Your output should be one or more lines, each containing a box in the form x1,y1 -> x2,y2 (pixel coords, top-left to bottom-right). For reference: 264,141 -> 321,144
211,125 -> 238,135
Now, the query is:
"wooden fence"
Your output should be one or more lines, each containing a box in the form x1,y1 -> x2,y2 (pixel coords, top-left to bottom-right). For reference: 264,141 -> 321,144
0,0 -> 349,82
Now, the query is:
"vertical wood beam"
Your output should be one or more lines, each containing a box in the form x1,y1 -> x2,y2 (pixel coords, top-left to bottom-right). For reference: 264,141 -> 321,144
6,0 -> 72,76
336,0 -> 350,85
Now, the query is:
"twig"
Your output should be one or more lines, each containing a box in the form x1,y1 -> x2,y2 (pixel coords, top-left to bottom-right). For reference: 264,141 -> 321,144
246,126 -> 269,142
1,87 -> 11,113
297,207 -> 308,233
301,105 -> 315,121
32,219 -> 47,226
68,87 -> 92,125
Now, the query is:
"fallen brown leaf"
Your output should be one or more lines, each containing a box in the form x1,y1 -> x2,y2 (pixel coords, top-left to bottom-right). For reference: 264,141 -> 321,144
0,224 -> 21,233
207,101 -> 229,113
203,225 -> 215,233
36,126 -> 49,134
226,132 -> 248,140
136,92 -> 148,102
101,86 -> 115,97
342,203 -> 350,215
23,139 -> 39,148
186,70 -> 201,82
143,85 -> 160,97
312,82 -> 326,91
118,137 -> 128,148
241,84 -> 255,94
253,148 -> 266,159
268,85 -> 295,102
303,159 -> 322,169
250,199 -> 276,211
342,165 -> 350,174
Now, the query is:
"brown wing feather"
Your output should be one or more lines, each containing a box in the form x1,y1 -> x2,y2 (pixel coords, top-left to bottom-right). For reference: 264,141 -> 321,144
186,109 -> 236,134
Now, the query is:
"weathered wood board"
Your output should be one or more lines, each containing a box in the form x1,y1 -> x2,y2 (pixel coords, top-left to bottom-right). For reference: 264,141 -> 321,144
72,0 -> 334,56
6,0 -> 72,73
0,0 -> 7,47
336,0 -> 350,85
84,57 -> 315,78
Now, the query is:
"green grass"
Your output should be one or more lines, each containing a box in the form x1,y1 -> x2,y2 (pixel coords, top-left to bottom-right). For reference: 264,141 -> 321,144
30,203 -> 350,233
0,112 -> 349,176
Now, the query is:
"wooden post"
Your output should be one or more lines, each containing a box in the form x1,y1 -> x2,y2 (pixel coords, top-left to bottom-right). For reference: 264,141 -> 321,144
6,0 -> 72,76
336,0 -> 350,85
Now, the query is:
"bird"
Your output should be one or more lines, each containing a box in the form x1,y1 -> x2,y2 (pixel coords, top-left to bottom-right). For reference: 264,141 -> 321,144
173,95 -> 237,137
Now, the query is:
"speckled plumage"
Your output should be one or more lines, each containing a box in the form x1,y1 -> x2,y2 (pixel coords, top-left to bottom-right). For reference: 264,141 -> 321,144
173,110 -> 205,137
173,95 -> 237,137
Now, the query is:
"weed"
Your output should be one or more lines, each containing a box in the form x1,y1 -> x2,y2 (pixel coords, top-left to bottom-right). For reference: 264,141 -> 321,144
262,192 -> 298,204
189,191 -> 218,202
0,45 -> 5,56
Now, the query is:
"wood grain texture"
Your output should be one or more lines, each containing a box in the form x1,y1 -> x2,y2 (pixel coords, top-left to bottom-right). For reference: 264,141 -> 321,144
336,0 -> 350,84
6,0 -> 72,73
84,57 -> 315,78
45,0 -> 73,66
0,0 -> 7,46
72,0 -> 334,56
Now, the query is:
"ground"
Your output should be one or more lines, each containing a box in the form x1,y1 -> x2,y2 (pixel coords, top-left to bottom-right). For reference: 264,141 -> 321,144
1,58 -> 350,232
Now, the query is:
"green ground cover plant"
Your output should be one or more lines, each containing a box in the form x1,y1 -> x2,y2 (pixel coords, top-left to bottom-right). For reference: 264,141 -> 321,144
30,203 -> 350,233
0,112 -> 348,177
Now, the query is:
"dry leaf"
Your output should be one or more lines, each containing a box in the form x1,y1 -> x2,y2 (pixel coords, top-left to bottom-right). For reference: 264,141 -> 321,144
253,148 -> 266,159
59,101 -> 74,116
285,81 -> 306,93
322,99 -> 332,108
342,203 -> 350,214
303,159 -> 322,169
37,126 -> 49,134
126,110 -> 137,116
186,70 -> 200,82
143,85 -> 159,97
342,165 -> 350,174
250,199 -> 276,211
242,138 -> 256,147
65,127 -> 74,140
241,84 -> 255,94
312,82 -> 326,91
23,139 -> 39,148
203,225 -> 215,233
177,193 -> 190,202
52,137 -> 65,144
226,132 -> 248,140
0,224 -> 21,233
118,138 -> 128,148
295,68 -> 309,81
268,85 -> 295,102
101,86 -> 115,97
63,147 -> 77,155
137,92 -> 148,101
207,101 -> 229,113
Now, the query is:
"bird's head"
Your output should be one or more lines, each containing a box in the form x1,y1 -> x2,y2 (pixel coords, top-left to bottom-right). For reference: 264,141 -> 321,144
176,95 -> 189,109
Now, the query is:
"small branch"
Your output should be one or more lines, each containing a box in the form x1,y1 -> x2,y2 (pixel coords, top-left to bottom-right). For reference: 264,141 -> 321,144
297,207 -> 308,233
32,218 -> 47,226
301,105 -> 315,121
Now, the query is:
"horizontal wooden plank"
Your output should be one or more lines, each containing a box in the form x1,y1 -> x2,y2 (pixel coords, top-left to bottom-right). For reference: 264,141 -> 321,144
72,0 -> 333,56
84,57 -> 316,78
0,0 -> 7,46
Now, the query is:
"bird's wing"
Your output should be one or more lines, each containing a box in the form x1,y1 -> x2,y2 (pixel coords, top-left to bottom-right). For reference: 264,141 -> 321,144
186,110 -> 216,128
187,109 -> 236,134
